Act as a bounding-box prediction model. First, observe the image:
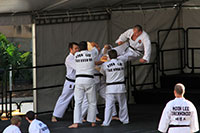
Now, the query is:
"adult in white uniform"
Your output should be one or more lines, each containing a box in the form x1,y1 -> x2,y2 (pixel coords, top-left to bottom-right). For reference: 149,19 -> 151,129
81,44 -> 118,121
26,111 -> 50,133
158,83 -> 199,133
100,49 -> 129,126
51,42 -> 79,122
3,116 -> 22,133
69,41 -> 98,128
115,25 -> 151,63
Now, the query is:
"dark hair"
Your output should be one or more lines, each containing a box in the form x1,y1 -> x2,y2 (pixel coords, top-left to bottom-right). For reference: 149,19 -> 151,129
134,25 -> 143,32
174,83 -> 185,95
26,111 -> 35,121
79,41 -> 88,51
108,49 -> 117,59
68,42 -> 78,50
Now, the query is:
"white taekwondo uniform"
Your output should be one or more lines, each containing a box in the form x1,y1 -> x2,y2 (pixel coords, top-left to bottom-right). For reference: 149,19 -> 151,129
28,119 -> 50,133
115,29 -> 151,63
158,98 -> 199,133
73,47 -> 98,123
81,48 -> 117,119
53,53 -> 76,118
3,125 -> 21,133
100,59 -> 129,126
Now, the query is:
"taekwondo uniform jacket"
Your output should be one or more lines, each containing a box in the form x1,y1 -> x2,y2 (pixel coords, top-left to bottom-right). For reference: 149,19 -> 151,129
65,53 -> 76,86
29,119 -> 50,133
3,125 -> 21,133
158,98 -> 199,133
75,47 -> 98,85
100,59 -> 126,94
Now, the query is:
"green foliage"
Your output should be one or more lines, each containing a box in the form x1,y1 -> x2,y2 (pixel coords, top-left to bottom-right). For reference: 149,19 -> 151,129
0,33 -> 31,69
0,33 -> 32,83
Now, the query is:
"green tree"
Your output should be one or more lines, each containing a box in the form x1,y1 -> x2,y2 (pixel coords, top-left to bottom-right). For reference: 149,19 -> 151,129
0,33 -> 31,69
0,33 -> 32,82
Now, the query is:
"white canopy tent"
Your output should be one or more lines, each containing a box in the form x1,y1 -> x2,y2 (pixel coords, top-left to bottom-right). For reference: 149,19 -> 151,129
1,0 -> 200,113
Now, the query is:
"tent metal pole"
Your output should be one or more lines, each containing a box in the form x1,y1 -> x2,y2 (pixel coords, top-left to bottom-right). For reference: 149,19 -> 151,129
160,4 -> 182,49
32,23 -> 37,113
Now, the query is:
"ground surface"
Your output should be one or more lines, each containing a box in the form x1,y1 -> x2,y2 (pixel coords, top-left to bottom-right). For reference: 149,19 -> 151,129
1,104 -> 200,133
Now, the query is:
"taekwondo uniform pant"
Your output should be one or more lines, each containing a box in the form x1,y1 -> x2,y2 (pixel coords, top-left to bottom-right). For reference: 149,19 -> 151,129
53,80 -> 74,118
81,82 -> 117,119
114,43 -> 142,63
74,84 -> 97,123
117,48 -> 142,63
103,93 -> 129,126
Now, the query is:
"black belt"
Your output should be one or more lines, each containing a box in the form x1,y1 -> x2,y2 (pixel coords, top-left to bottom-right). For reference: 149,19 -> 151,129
76,74 -> 94,78
94,73 -> 103,76
106,81 -> 125,86
129,46 -> 143,54
169,125 -> 190,128
66,77 -> 75,82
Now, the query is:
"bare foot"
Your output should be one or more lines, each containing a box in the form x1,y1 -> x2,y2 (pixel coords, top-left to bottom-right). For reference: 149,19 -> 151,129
51,116 -> 57,122
112,116 -> 120,120
101,124 -> 109,127
96,117 -> 102,122
91,123 -> 96,127
68,123 -> 78,128
82,119 -> 86,122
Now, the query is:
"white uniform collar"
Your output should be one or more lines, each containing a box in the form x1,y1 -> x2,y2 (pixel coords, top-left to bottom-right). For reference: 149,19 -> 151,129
110,58 -> 117,61
69,52 -> 74,56
80,50 -> 88,52
175,97 -> 185,100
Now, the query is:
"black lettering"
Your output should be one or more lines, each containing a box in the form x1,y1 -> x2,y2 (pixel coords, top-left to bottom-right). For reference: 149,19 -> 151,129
108,69 -> 112,72
117,62 -> 122,66
173,106 -> 181,111
76,59 -> 80,62
182,106 -> 189,111
172,111 -> 191,116
39,123 -> 42,127
76,54 -> 83,58
41,126 -> 48,131
85,54 -> 91,57
107,63 -> 115,68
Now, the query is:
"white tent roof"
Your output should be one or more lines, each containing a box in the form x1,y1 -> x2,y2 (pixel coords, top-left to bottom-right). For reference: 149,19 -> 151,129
0,0 -> 190,15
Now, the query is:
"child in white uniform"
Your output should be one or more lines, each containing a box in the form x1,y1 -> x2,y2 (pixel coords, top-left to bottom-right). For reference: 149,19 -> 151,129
26,111 -> 50,133
3,116 -> 22,133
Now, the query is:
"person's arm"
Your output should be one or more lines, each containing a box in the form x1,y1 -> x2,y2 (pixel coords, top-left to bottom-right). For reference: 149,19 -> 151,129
190,104 -> 199,133
99,64 -> 106,76
158,103 -> 171,133
66,55 -> 76,70
115,29 -> 132,45
140,34 -> 151,63
95,61 -> 104,65
91,47 -> 99,59
102,44 -> 112,55
95,66 -> 101,72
